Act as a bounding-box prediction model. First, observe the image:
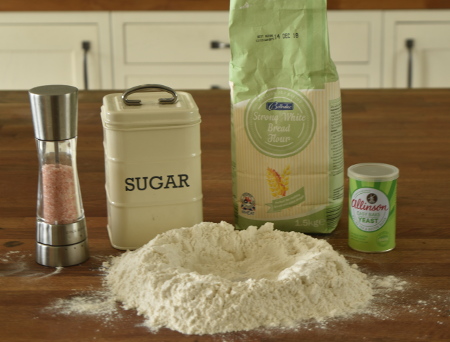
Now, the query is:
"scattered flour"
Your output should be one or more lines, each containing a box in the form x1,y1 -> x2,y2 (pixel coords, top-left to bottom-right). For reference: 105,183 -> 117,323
103,221 -> 373,335
0,250 -> 62,278
43,222 -> 438,337
7,224 -> 445,337
370,275 -> 408,292
48,290 -> 120,323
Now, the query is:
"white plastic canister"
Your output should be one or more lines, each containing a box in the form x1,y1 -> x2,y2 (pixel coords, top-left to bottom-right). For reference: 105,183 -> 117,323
100,84 -> 203,249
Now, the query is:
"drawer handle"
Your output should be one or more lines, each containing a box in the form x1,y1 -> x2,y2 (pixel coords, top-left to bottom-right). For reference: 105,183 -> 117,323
122,84 -> 178,106
211,40 -> 230,49
405,39 -> 414,88
82,41 -> 90,90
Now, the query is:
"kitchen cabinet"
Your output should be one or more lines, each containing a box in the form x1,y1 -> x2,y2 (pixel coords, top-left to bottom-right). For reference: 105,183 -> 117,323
2,10 -> 449,90
110,12 -> 230,90
383,10 -> 450,88
0,12 -> 112,90
328,11 -> 382,88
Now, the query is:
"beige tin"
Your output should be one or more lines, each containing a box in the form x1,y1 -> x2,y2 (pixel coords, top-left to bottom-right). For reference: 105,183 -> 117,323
101,85 -> 203,250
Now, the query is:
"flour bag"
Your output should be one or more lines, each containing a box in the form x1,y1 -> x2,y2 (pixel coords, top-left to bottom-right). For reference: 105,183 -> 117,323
229,0 -> 344,233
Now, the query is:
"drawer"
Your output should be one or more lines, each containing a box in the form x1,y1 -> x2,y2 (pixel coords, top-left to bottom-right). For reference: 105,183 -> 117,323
124,22 -> 230,64
112,12 -> 230,89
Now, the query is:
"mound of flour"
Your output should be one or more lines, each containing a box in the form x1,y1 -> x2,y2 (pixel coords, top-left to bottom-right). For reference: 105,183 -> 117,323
104,221 -> 373,335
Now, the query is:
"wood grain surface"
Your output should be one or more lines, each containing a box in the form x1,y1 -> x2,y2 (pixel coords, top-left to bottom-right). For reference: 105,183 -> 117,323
0,89 -> 449,341
1,0 -> 450,11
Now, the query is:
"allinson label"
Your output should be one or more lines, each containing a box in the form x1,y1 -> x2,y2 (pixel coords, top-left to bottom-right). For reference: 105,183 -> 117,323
351,188 -> 390,231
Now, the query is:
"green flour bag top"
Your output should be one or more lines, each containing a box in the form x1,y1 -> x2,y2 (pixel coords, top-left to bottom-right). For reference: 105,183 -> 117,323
229,0 -> 344,233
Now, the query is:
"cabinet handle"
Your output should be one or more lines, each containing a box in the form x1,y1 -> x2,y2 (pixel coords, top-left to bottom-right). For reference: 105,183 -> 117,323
405,39 -> 414,89
210,40 -> 230,49
82,41 -> 91,90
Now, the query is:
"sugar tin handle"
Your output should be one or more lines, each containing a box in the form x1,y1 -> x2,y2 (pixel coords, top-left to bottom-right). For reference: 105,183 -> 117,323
122,84 -> 178,106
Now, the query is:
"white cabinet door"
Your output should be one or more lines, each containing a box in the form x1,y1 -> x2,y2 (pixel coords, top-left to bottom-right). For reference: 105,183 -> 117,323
327,11 -> 383,89
0,12 -> 112,90
383,10 -> 450,88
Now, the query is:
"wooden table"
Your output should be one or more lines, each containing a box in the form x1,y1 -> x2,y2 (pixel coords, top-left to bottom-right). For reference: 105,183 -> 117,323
1,89 -> 449,341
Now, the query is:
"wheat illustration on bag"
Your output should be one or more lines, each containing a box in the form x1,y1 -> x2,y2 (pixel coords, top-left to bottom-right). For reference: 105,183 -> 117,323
267,165 -> 291,197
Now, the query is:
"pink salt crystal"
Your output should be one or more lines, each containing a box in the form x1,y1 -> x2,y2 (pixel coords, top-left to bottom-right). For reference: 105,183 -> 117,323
42,164 -> 79,224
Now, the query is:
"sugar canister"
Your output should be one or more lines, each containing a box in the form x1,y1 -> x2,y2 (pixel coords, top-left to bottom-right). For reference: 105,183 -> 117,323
101,84 -> 203,250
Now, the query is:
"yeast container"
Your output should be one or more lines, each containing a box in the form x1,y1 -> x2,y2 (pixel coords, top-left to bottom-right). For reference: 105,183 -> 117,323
101,85 -> 203,250
348,163 -> 399,252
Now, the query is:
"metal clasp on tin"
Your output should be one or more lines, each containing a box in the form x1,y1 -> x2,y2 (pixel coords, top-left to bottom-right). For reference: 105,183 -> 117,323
122,84 -> 178,106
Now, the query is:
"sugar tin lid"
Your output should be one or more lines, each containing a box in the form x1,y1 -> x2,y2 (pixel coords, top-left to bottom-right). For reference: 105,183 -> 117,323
347,163 -> 399,182
101,84 -> 200,128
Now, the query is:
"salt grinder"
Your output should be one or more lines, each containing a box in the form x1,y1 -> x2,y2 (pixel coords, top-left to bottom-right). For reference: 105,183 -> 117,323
29,85 -> 89,267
